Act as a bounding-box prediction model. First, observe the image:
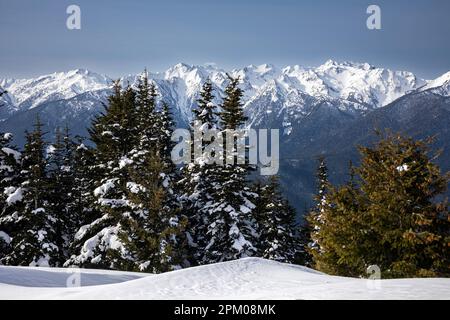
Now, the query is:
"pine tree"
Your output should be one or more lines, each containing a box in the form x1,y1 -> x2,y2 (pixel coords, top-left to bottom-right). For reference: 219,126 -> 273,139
66,82 -> 139,269
179,79 -> 221,264
202,75 -> 259,264
64,135 -> 98,265
312,132 -> 450,278
115,73 -> 187,272
306,156 -> 329,261
68,73 -> 187,272
118,86 -> 187,271
254,176 -> 298,263
3,117 -> 59,266
0,132 -> 21,263
118,148 -> 187,272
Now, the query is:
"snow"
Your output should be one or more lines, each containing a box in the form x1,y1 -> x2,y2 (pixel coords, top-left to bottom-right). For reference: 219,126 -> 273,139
4,187 -> 23,205
93,179 -> 117,197
0,231 -> 11,244
0,266 -> 145,288
0,69 -> 111,110
3,61 -> 448,129
421,71 -> 450,91
1,147 -> 21,161
126,182 -> 145,194
0,258 -> 448,300
46,145 -> 56,155
3,133 -> 13,140
69,226 -> 127,266
119,157 -> 133,169
396,164 -> 409,172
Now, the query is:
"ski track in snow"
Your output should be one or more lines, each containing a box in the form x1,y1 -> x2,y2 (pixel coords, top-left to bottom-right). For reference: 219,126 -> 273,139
0,258 -> 449,300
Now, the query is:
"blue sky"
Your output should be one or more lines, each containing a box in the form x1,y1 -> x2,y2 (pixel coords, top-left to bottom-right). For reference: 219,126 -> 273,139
1,0 -> 449,79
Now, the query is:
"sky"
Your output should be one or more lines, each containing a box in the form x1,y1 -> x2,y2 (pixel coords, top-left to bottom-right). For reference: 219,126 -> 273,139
1,0 -> 450,79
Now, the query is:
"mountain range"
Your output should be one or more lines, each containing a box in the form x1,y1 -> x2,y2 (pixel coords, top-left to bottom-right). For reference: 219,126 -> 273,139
1,60 -> 449,213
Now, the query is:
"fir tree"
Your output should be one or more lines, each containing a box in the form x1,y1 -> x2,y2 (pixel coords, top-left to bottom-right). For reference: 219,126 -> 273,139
202,75 -> 259,264
135,71 -> 159,151
113,73 -> 187,272
47,127 -> 73,264
179,79 -> 222,264
312,132 -> 450,278
67,82 -> 139,269
3,117 -> 59,266
0,132 -> 21,263
306,156 -> 329,261
254,176 -> 298,263
64,135 -> 98,265
118,148 -> 187,272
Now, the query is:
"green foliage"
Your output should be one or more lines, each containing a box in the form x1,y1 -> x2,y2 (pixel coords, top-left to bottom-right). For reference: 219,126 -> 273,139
254,176 -> 298,263
310,132 -> 450,278
4,117 -> 59,266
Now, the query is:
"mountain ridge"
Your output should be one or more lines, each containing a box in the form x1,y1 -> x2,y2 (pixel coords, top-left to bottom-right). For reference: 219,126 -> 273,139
1,60 -> 449,213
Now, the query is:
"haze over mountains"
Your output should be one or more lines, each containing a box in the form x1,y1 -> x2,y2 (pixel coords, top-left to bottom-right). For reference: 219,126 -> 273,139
1,60 -> 449,212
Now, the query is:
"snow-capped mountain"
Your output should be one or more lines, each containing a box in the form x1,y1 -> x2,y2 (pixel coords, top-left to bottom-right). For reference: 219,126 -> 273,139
1,61 -> 449,212
0,60 -> 432,128
0,69 -> 110,114
419,71 -> 450,96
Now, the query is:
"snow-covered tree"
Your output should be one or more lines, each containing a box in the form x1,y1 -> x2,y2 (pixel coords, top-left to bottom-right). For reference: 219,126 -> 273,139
116,75 -> 187,272
202,76 -> 259,264
67,73 -> 187,272
66,83 -> 139,269
179,79 -> 222,264
306,156 -> 329,258
118,148 -> 187,272
0,132 -> 22,263
3,117 -> 59,266
254,176 -> 298,263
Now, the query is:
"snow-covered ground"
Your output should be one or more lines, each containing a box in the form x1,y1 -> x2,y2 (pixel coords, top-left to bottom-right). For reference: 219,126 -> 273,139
0,258 -> 448,300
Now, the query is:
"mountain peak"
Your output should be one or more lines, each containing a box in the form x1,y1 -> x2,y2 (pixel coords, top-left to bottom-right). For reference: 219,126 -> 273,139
319,59 -> 374,71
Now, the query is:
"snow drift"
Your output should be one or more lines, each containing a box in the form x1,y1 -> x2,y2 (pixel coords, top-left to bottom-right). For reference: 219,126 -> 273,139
0,258 -> 449,300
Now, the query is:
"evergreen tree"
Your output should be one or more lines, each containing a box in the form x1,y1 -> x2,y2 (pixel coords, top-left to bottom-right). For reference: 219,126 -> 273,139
118,148 -> 187,272
116,77 -> 187,272
202,76 -> 259,264
306,156 -> 329,260
64,136 -> 98,265
0,132 -> 21,263
3,117 -> 59,266
68,73 -> 187,272
66,82 -> 139,269
71,137 -> 97,226
312,132 -> 450,278
47,127 -> 73,264
179,79 -> 222,264
135,71 -> 159,151
254,176 -> 298,263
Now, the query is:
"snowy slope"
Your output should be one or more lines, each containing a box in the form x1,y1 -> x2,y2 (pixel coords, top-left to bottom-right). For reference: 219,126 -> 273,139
0,69 -> 111,112
0,258 -> 449,300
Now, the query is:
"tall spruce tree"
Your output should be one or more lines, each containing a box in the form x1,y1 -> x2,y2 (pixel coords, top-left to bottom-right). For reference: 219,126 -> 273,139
118,147 -> 187,272
66,82 -> 139,269
3,117 -> 59,266
68,73 -> 187,272
312,132 -> 450,278
306,156 -> 329,260
0,132 -> 21,263
47,127 -> 73,264
112,72 -> 187,272
254,176 -> 298,263
202,76 -> 259,264
179,79 -> 222,264
64,135 -> 98,265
